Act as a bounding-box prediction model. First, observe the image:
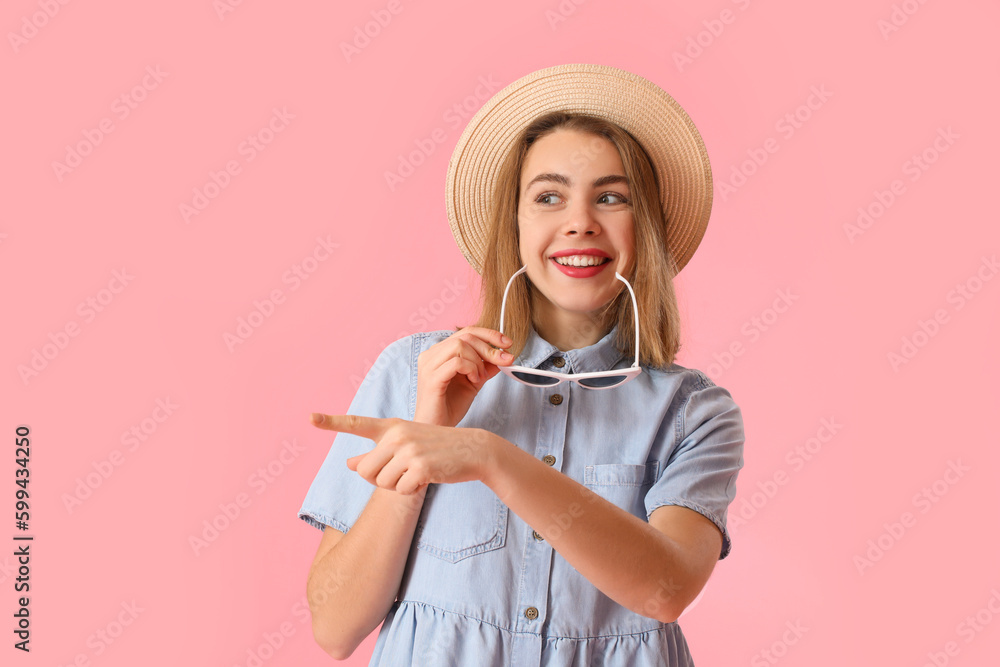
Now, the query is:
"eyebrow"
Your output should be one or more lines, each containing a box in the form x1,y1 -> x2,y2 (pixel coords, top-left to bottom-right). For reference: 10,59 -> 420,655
523,173 -> 629,190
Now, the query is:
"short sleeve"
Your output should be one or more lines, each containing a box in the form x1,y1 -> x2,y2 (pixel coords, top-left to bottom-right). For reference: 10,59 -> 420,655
644,372 -> 745,560
297,334 -> 416,533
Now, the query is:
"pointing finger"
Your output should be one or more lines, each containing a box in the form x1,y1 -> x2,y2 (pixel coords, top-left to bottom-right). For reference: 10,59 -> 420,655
310,413 -> 387,440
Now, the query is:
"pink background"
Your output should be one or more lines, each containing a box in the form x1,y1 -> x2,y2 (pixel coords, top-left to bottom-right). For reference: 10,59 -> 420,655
4,0 -> 998,665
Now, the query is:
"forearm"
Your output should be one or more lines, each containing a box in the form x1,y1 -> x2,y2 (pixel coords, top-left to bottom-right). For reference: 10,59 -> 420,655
482,434 -> 693,623
307,486 -> 426,658
307,405 -> 444,658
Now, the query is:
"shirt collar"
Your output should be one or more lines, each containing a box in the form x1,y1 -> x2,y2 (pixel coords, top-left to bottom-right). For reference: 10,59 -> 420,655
515,323 -> 628,374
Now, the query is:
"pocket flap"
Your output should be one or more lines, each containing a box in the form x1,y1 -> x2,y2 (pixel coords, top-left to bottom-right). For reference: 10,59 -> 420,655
583,461 -> 659,487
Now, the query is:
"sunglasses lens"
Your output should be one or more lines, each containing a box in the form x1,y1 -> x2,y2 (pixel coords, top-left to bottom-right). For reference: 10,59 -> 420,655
511,370 -> 561,386
577,375 -> 630,388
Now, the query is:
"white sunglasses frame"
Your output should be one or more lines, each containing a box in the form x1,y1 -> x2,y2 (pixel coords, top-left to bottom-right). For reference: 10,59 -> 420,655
497,265 -> 642,390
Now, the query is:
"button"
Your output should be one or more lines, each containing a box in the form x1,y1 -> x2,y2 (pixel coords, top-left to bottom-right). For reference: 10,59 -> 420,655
525,606 -> 539,620
552,356 -> 565,368
532,530 -> 544,541
549,394 -> 563,406
542,454 -> 556,466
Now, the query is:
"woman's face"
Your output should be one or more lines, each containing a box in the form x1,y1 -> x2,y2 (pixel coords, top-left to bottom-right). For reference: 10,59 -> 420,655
517,129 -> 635,337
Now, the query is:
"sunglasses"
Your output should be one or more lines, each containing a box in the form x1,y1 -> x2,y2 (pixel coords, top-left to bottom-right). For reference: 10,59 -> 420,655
497,266 -> 642,390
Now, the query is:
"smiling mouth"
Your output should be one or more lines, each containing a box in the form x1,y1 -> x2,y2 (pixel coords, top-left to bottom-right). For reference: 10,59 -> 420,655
550,256 -> 612,267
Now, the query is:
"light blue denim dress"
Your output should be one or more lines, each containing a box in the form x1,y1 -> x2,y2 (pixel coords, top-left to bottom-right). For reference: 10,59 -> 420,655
298,324 -> 745,666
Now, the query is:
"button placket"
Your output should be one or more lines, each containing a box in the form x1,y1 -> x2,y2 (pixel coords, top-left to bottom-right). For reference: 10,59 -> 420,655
511,355 -> 567,643
542,355 -> 568,409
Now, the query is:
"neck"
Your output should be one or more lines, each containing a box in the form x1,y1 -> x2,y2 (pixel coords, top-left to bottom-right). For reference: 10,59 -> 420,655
532,304 -> 611,352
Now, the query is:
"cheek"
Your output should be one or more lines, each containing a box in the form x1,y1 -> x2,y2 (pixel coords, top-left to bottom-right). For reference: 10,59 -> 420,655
615,224 -> 635,253
517,226 -> 542,259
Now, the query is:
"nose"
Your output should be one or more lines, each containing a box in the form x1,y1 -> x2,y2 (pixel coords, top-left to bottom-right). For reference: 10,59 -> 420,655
563,199 -> 601,237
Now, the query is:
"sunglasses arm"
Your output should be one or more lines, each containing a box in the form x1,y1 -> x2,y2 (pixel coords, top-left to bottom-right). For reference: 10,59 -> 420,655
498,266 -> 639,369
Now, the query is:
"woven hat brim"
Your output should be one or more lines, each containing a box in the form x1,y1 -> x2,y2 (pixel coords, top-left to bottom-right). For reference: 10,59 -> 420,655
446,63 -> 713,276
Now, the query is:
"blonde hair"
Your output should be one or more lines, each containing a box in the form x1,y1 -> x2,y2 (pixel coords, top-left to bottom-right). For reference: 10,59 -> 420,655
456,111 -> 682,370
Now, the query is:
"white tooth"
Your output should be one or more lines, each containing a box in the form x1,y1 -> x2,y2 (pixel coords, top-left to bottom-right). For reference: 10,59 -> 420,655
555,255 -> 607,266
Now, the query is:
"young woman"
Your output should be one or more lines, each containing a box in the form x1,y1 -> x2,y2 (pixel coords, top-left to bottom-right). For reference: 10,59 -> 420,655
299,64 -> 745,666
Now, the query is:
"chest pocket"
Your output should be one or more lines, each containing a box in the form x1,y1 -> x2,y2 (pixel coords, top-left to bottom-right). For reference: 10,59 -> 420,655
414,480 -> 508,563
583,461 -> 660,518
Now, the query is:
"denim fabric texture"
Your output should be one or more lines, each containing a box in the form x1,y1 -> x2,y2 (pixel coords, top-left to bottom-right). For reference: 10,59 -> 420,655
299,324 -> 745,666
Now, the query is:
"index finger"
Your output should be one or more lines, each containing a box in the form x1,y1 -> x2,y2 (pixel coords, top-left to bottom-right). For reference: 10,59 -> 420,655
310,413 -> 388,440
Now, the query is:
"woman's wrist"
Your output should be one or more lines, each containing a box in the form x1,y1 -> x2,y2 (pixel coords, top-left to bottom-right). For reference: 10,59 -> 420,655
375,483 -> 428,516
477,430 -> 514,493
413,404 -> 444,425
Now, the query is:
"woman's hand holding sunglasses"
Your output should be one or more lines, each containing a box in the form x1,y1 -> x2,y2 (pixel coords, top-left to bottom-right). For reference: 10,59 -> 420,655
414,327 -> 515,427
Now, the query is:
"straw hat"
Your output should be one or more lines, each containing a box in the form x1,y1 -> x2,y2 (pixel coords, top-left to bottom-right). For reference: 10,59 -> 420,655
445,63 -> 713,276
